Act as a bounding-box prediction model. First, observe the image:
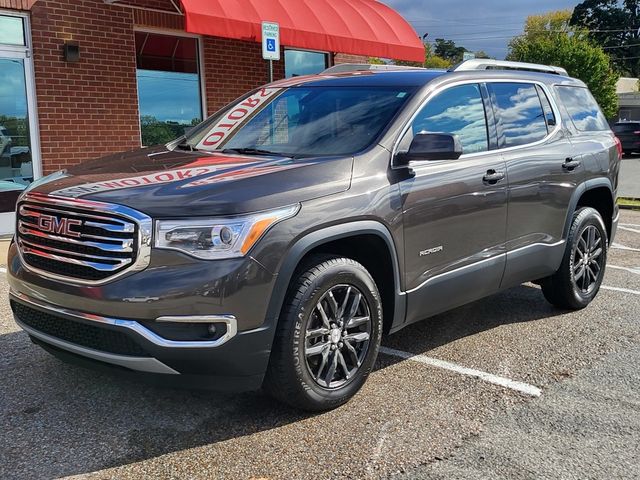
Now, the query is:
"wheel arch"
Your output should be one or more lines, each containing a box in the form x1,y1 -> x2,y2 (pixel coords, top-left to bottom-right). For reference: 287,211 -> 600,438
563,179 -> 615,242
264,221 -> 406,337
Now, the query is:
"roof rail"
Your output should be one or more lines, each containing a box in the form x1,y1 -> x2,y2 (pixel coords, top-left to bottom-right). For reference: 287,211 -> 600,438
452,59 -> 568,76
322,63 -> 426,75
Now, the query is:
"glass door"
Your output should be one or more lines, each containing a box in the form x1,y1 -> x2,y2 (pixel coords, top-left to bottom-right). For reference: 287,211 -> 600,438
0,12 -> 41,236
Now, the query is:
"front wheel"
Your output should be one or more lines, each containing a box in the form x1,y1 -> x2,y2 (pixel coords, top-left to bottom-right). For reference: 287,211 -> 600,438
541,207 -> 608,310
263,256 -> 383,411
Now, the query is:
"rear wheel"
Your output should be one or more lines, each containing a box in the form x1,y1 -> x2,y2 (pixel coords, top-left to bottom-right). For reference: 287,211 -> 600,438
264,256 -> 382,411
541,207 -> 607,310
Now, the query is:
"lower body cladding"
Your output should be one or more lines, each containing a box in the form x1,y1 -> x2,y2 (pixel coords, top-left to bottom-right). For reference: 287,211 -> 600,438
10,291 -> 275,391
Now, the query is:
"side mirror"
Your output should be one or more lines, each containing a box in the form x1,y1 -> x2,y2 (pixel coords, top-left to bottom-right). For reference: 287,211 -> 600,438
395,132 -> 463,165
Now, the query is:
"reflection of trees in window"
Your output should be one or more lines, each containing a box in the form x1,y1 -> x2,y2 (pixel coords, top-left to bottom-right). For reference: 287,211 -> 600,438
140,116 -> 200,146
0,115 -> 29,147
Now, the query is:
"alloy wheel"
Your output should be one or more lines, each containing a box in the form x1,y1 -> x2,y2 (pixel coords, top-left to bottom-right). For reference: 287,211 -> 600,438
304,284 -> 372,389
572,225 -> 604,294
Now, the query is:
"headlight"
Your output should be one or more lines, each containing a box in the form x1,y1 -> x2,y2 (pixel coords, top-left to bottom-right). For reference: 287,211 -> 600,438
154,204 -> 300,260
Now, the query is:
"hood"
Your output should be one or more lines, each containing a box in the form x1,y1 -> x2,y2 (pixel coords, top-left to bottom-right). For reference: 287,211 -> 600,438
31,147 -> 353,217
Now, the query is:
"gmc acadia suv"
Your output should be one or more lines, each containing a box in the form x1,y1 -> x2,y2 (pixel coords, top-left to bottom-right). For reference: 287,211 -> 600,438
8,61 -> 621,411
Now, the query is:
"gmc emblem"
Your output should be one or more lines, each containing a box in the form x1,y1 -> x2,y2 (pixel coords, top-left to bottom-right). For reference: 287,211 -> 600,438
37,214 -> 82,238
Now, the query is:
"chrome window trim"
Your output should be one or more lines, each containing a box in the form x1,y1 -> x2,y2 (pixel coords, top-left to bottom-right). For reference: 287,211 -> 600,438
10,290 -> 239,349
16,192 -> 152,286
391,77 -> 564,168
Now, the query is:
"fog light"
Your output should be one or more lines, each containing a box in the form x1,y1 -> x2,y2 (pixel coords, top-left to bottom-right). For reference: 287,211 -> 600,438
208,324 -> 217,335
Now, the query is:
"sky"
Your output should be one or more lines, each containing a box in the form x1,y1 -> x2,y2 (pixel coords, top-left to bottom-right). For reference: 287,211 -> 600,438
384,0 -> 580,59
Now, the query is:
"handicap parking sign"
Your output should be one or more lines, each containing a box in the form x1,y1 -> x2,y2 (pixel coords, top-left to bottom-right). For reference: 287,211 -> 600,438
262,21 -> 280,61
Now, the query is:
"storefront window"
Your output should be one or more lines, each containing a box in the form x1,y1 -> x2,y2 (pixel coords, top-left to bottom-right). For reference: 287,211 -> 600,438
135,32 -> 203,146
0,15 -> 25,46
0,15 -> 34,228
285,50 -> 328,78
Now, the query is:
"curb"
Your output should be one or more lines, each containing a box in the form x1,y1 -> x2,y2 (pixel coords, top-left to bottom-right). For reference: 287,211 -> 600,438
618,197 -> 640,210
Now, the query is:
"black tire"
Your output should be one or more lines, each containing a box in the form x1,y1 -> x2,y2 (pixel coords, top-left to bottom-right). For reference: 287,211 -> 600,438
263,255 -> 383,411
541,207 -> 608,310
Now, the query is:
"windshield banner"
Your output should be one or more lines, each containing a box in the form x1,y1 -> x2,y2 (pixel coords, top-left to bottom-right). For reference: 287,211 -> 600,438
195,87 -> 282,150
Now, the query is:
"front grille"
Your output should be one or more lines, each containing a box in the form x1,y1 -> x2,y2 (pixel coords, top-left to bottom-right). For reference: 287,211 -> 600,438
12,301 -> 149,357
16,196 -> 140,282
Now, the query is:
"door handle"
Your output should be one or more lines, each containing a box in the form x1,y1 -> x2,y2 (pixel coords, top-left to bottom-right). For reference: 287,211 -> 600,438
483,169 -> 505,184
562,157 -> 581,171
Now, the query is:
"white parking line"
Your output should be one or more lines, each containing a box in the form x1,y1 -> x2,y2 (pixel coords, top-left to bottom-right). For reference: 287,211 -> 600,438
618,226 -> 640,234
379,346 -> 542,397
0,267 -> 6,273
621,223 -> 640,228
611,242 -> 640,252
601,285 -> 640,296
608,265 -> 640,275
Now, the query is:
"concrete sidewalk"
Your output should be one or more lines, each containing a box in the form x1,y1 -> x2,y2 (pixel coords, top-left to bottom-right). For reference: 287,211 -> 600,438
0,240 -> 9,266
620,156 -> 640,198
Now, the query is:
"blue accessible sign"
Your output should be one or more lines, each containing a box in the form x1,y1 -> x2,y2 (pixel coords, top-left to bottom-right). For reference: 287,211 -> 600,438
262,21 -> 280,61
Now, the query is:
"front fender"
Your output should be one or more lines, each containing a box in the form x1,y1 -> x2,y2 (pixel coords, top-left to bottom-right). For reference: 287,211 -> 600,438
263,221 -> 406,334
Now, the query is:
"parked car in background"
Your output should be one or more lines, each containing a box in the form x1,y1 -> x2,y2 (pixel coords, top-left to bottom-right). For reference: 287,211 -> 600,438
8,60 -> 621,411
613,121 -> 640,156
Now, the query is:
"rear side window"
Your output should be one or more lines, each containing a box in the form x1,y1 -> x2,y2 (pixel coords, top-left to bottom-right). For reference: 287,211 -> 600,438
556,86 -> 609,132
411,83 -> 489,155
489,82 -> 549,148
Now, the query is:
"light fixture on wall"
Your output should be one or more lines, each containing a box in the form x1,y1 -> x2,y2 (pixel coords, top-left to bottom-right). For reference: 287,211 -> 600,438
63,41 -> 80,63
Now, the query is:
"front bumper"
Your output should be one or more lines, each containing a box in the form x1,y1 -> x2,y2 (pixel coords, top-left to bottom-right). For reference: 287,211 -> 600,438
8,240 -> 281,390
10,290 -> 274,390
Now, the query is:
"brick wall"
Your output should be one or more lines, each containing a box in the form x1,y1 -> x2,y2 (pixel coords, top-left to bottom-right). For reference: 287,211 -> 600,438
202,38 -> 285,115
31,0 -> 140,173
334,53 -> 370,65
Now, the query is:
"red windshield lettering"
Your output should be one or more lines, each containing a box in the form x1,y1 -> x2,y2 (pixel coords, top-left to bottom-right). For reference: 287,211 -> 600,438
241,97 -> 260,108
228,108 -> 248,120
202,131 -> 225,146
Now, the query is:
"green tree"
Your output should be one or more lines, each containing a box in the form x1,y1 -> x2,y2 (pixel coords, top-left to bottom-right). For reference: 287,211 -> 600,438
140,116 -> 178,146
571,0 -> 640,77
393,43 -> 452,69
368,57 -> 385,65
434,38 -> 467,63
508,10 -> 619,118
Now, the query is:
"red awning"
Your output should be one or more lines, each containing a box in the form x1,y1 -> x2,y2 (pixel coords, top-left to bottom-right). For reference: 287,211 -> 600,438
179,0 -> 424,63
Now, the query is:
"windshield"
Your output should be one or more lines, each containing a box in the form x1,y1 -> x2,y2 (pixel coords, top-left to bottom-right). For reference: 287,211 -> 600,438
184,86 -> 414,157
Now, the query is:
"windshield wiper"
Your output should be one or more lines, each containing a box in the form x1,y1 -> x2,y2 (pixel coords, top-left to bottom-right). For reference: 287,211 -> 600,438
221,148 -> 290,157
175,142 -> 199,152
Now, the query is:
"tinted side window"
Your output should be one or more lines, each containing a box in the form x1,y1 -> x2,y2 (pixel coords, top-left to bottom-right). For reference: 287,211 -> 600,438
489,82 -> 548,148
556,86 -> 609,132
411,83 -> 489,155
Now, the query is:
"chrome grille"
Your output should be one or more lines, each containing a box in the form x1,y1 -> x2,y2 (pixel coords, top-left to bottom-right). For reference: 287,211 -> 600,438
16,193 -> 152,284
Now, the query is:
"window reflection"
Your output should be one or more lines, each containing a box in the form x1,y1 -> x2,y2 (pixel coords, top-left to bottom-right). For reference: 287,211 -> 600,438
556,86 -> 609,132
285,50 -> 328,78
490,83 -> 548,148
0,15 -> 25,46
135,32 -> 202,146
412,84 -> 489,154
0,58 -> 32,213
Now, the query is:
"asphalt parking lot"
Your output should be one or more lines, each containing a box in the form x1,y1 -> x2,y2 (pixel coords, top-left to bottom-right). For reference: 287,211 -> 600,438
1,210 -> 639,480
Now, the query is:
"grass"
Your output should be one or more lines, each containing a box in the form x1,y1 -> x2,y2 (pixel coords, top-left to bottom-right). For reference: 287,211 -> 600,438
618,197 -> 640,210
